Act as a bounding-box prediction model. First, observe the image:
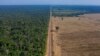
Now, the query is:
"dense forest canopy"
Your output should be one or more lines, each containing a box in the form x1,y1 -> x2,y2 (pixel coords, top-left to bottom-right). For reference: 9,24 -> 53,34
0,5 -> 50,56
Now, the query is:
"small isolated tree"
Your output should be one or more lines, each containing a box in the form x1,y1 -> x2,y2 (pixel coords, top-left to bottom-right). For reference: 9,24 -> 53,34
61,17 -> 63,20
55,26 -> 59,32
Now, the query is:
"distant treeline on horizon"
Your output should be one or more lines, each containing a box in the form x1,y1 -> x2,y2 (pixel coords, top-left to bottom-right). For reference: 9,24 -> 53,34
51,5 -> 100,16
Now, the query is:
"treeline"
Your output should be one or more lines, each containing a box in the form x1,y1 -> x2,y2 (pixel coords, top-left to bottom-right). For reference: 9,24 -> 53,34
52,12 -> 85,17
0,5 -> 50,56
52,5 -> 100,17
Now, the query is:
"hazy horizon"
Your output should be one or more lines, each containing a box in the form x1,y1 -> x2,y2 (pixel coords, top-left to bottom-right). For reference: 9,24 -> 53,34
0,0 -> 100,5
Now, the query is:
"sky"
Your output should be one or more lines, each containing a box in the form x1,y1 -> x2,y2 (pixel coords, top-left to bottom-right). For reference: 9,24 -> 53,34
0,0 -> 100,5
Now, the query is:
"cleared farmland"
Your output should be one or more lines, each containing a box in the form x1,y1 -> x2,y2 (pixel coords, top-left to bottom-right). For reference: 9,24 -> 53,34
51,14 -> 100,56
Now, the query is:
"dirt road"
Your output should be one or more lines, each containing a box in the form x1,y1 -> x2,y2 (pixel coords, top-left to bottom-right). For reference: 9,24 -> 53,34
45,8 -> 53,56
45,17 -> 53,56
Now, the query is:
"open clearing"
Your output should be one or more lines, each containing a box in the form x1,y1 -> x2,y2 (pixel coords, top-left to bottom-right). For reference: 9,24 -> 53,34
50,14 -> 100,56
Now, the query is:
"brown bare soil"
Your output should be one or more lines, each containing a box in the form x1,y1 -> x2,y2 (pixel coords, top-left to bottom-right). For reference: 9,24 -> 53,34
52,14 -> 100,56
